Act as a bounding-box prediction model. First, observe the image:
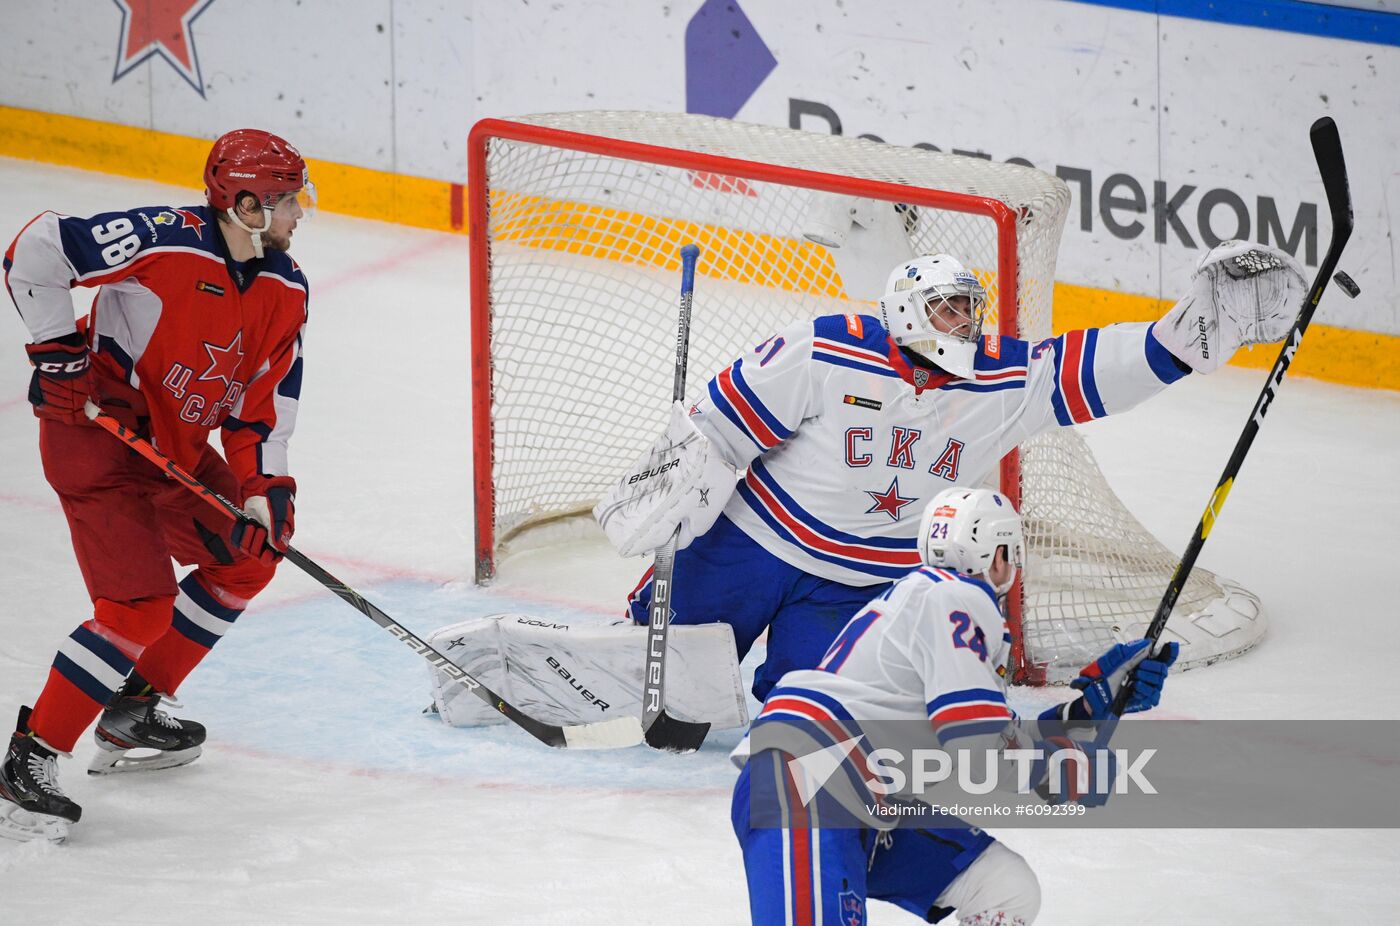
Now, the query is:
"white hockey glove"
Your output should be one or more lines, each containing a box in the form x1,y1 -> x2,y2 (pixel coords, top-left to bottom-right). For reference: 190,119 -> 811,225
1153,240 -> 1307,374
593,401 -> 737,557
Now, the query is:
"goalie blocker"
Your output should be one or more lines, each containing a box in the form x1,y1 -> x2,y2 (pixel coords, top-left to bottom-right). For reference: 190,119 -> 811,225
426,614 -> 750,731
593,401 -> 737,558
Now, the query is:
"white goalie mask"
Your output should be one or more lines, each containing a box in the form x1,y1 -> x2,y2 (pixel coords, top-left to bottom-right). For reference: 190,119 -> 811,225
917,487 -> 1025,596
877,254 -> 988,378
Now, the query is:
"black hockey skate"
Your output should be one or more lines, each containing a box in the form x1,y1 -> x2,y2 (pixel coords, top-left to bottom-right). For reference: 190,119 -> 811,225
0,706 -> 81,844
90,676 -> 206,776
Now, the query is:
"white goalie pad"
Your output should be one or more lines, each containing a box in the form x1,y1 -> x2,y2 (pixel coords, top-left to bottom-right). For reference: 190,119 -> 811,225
1154,579 -> 1268,673
426,614 -> 750,731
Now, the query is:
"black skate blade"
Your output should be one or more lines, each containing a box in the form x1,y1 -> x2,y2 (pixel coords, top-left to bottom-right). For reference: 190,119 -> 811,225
88,745 -> 201,776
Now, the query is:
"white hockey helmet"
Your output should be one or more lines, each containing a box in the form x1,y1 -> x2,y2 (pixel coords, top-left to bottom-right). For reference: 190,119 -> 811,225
917,487 -> 1025,595
877,254 -> 987,378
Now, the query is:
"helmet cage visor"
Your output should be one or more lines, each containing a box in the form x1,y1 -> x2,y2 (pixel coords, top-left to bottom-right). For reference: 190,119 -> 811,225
915,280 -> 986,344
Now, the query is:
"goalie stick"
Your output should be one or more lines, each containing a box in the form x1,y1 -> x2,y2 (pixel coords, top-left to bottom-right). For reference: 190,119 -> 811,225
641,243 -> 713,753
82,401 -> 643,751
1104,116 -> 1354,724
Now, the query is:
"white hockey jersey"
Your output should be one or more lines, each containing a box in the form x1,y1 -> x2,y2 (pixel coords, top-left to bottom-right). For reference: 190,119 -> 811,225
691,314 -> 1189,586
750,566 -> 1017,759
735,567 -> 1098,813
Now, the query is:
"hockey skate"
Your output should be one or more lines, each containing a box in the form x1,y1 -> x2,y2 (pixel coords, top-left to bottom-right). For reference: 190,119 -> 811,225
89,677 -> 206,776
0,706 -> 81,844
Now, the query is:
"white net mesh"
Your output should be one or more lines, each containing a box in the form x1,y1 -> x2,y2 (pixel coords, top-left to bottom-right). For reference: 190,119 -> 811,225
472,111 -> 1265,682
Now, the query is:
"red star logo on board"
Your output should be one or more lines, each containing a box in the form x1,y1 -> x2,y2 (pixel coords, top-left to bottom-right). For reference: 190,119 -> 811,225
173,208 -> 205,237
199,331 -> 244,388
864,477 -> 916,523
111,0 -> 219,98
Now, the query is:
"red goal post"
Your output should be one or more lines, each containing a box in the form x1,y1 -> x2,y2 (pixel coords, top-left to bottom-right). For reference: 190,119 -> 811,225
467,111 -> 1266,684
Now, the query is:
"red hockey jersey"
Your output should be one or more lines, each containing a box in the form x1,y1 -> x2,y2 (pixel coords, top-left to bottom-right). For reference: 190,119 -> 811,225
5,204 -> 307,485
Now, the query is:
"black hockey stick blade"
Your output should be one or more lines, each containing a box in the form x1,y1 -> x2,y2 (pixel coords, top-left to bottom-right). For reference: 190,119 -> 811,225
1311,117 -> 1354,251
643,711 -> 712,754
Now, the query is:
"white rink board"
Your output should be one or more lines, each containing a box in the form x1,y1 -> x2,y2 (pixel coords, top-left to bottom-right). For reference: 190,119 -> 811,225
1,158 -> 1399,923
2,1 -> 1399,333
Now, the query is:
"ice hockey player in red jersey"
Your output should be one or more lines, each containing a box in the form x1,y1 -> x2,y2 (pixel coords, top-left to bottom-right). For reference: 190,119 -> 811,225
0,129 -> 314,843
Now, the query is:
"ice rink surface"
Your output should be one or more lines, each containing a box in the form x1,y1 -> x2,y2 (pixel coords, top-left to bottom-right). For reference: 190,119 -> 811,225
1,158 -> 1398,924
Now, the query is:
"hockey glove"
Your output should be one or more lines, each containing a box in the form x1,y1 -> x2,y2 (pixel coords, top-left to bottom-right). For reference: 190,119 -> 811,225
232,476 -> 296,565
1070,639 -> 1180,719
25,334 -> 94,425
1152,240 -> 1306,374
1035,737 -> 1115,808
593,401 -> 737,557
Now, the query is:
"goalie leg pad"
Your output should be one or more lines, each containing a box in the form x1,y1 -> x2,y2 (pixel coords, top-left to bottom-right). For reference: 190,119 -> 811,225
427,614 -> 749,731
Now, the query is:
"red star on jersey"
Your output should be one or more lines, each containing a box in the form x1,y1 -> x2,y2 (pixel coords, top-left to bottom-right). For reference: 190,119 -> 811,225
112,0 -> 219,98
199,331 -> 244,388
173,208 -> 205,237
865,477 -> 917,523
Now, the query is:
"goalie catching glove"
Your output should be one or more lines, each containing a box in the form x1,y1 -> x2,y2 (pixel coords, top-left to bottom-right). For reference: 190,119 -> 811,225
593,401 -> 737,557
1154,240 -> 1307,374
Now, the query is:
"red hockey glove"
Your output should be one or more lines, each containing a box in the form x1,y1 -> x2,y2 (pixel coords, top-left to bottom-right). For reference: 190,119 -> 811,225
232,476 -> 297,565
25,334 -> 94,425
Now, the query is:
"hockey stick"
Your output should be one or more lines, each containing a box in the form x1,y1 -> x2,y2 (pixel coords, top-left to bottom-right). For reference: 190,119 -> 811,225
641,243 -> 713,753
82,401 -> 643,751
1103,116 -> 1353,725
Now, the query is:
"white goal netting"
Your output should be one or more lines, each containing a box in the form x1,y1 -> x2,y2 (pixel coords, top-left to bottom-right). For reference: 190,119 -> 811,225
469,111 -> 1265,682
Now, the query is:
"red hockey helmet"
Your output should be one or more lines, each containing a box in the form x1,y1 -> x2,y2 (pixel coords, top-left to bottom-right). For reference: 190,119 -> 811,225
204,129 -> 314,214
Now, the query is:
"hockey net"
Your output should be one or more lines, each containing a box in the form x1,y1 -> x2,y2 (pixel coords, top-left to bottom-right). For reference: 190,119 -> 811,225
469,111 -> 1265,683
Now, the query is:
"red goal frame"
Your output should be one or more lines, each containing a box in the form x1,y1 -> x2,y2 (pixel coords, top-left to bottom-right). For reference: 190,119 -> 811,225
467,117 -> 1035,680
